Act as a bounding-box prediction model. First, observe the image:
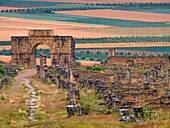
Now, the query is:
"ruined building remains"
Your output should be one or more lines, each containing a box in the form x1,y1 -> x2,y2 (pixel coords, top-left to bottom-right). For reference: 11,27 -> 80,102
11,29 -> 75,68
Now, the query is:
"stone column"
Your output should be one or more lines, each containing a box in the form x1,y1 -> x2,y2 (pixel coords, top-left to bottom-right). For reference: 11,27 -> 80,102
144,72 -> 149,82
51,54 -> 56,68
155,70 -> 158,81
30,53 -> 36,68
127,68 -> 131,83
151,69 -> 155,82
167,69 -> 170,77
24,53 -> 29,66
19,53 -> 23,65
167,69 -> 170,90
108,48 -> 116,58
160,64 -> 164,78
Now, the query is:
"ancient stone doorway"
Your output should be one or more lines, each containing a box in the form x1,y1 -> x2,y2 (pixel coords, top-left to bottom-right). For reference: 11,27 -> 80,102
11,29 -> 75,68
34,44 -> 51,66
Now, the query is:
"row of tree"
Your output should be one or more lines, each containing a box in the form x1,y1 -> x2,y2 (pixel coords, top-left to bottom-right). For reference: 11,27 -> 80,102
93,2 -> 170,7
0,49 -> 168,62
0,6 -> 110,13
1,2 -> 169,14
0,36 -> 170,47
75,36 -> 170,44
0,41 -> 11,46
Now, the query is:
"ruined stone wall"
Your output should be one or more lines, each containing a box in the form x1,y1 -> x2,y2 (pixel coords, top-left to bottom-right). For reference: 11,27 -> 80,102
108,56 -> 169,66
11,30 -> 75,68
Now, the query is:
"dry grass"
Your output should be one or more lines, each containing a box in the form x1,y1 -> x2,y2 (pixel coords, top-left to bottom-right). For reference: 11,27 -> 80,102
0,68 -> 170,127
0,46 -> 11,50
58,9 -> 170,22
77,60 -> 100,66
0,55 -> 11,63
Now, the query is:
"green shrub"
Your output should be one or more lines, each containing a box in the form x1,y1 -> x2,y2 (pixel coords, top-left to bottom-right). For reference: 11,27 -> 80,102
0,65 -> 4,74
1,96 -> 5,100
86,66 -> 105,71
5,120 -> 11,125
76,62 -> 81,66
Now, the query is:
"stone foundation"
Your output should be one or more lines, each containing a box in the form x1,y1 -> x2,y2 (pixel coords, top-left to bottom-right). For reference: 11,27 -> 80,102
108,56 -> 169,66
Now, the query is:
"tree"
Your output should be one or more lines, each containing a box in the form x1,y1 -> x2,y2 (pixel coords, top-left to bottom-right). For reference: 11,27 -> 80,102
0,65 -> 4,74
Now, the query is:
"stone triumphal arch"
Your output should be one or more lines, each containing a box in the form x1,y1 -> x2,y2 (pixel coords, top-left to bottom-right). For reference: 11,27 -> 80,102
11,29 -> 75,68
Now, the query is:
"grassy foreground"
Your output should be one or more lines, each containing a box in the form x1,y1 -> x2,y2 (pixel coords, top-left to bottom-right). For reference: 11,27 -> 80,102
0,70 -> 170,128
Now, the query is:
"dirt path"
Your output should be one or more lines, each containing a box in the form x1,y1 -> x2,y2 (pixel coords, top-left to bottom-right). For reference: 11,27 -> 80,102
14,69 -> 67,120
13,69 -> 36,87
15,69 -> 36,81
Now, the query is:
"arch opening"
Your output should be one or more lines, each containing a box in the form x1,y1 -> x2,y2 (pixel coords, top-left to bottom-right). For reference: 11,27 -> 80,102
32,43 -> 51,68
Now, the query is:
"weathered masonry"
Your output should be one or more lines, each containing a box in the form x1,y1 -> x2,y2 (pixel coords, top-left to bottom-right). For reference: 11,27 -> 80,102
108,56 -> 169,66
11,29 -> 75,68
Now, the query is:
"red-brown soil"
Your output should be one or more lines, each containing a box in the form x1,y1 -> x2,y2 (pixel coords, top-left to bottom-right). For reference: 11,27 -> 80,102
57,9 -> 170,22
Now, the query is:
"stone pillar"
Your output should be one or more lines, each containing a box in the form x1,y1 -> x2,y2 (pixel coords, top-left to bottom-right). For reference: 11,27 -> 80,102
30,53 -> 36,68
167,69 -> 170,90
39,53 -> 47,78
70,68 -> 79,88
160,64 -> 164,78
18,53 -> 22,65
24,53 -> 29,66
108,48 -> 116,58
167,69 -> 170,77
151,69 -> 155,82
144,72 -> 149,82
155,70 -> 158,81
51,54 -> 56,68
127,68 -> 131,83
66,69 -> 70,83
70,68 -> 78,83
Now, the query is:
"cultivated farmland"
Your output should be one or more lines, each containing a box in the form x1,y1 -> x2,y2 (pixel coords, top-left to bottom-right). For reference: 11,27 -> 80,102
0,12 -> 169,27
58,9 -> 170,22
0,16 -> 170,41
34,0 -> 170,4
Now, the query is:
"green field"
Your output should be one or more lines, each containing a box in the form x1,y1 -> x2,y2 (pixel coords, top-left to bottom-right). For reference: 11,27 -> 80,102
0,1 -> 170,27
113,7 -> 170,14
0,47 -> 169,62
95,2 -> 170,14
76,36 -> 170,44
1,36 -> 170,46
0,0 -> 75,7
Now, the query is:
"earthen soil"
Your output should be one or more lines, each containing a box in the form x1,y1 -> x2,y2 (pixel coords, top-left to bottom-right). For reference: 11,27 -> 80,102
58,9 -> 170,22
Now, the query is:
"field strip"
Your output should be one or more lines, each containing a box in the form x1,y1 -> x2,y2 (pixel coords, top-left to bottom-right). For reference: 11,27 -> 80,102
0,46 -> 11,50
0,6 -> 23,11
0,16 -> 170,41
0,55 -> 100,66
34,0 -> 170,4
57,9 -> 170,22
1,42 -> 170,51
75,42 -> 170,48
